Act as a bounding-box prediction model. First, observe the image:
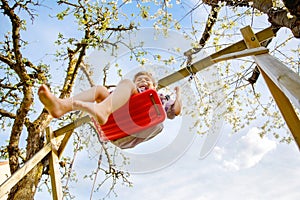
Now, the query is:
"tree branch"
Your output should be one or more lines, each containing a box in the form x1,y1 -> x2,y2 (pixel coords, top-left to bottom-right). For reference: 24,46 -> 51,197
0,53 -> 14,67
2,0 -> 35,178
0,108 -> 16,119
80,62 -> 96,87
184,4 -> 220,64
268,8 -> 300,38
283,0 -> 300,17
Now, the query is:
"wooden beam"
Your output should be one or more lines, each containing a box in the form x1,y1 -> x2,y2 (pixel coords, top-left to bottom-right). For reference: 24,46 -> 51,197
212,47 -> 269,63
240,26 -> 261,48
54,115 -> 91,158
57,130 -> 74,159
253,54 -> 300,109
47,127 -> 63,200
240,26 -> 300,149
157,26 -> 275,89
241,26 -> 300,108
54,115 -> 91,137
0,143 -> 52,199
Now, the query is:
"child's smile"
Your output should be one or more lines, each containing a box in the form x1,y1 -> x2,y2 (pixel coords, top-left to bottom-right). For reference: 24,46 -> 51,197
134,75 -> 155,90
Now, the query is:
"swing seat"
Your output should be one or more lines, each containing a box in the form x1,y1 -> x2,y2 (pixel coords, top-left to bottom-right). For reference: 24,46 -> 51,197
92,89 -> 166,141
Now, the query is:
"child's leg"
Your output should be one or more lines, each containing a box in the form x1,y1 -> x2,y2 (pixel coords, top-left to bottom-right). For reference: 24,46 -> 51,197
73,79 -> 137,125
38,85 -> 109,118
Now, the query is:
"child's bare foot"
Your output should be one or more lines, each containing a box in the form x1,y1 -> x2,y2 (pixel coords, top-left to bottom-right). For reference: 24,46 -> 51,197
38,85 -> 68,118
73,100 -> 111,125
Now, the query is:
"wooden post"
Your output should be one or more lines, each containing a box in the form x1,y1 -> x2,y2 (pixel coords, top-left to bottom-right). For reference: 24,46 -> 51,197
46,127 -> 63,200
240,26 -> 300,149
54,115 -> 91,137
260,70 -> 300,141
253,53 -> 300,109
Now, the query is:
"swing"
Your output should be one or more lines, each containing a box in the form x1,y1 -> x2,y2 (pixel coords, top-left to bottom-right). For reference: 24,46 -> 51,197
92,89 -> 166,141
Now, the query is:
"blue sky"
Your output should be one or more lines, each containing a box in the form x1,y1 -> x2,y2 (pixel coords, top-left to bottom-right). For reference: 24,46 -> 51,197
1,1 -> 300,200
113,127 -> 300,200
34,125 -> 300,200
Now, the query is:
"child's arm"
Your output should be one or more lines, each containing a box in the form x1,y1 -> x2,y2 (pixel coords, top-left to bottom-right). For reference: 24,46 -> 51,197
173,86 -> 182,116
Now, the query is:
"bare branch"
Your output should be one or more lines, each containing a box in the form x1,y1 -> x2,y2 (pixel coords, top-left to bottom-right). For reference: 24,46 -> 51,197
184,4 -> 220,64
80,62 -> 96,87
0,80 -> 22,90
0,108 -> 16,119
0,53 -> 14,67
57,0 -> 80,8
106,24 -> 136,31
1,0 -> 23,70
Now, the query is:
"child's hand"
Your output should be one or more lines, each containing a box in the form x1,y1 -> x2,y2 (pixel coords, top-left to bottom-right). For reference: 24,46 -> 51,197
173,86 -> 182,116
174,86 -> 181,95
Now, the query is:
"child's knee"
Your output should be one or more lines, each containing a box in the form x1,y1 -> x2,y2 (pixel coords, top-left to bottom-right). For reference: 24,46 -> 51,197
119,79 -> 135,88
95,85 -> 109,102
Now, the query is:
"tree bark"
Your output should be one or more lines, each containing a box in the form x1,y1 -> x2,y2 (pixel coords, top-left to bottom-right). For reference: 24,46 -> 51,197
203,0 -> 300,38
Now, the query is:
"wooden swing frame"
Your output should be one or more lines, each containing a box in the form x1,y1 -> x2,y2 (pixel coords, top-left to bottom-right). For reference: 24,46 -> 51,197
1,26 -> 299,200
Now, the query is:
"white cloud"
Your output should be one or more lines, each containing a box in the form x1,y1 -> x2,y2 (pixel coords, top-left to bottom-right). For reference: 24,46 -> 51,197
212,146 -> 225,161
220,127 -> 277,171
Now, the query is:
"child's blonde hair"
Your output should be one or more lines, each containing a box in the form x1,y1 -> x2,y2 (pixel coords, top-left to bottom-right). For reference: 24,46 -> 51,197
133,71 -> 156,86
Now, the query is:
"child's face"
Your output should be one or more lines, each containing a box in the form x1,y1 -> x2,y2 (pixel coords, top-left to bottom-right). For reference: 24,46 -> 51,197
134,75 -> 155,90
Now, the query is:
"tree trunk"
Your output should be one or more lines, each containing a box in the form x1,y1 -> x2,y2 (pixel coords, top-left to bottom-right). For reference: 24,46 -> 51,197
8,164 -> 44,200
